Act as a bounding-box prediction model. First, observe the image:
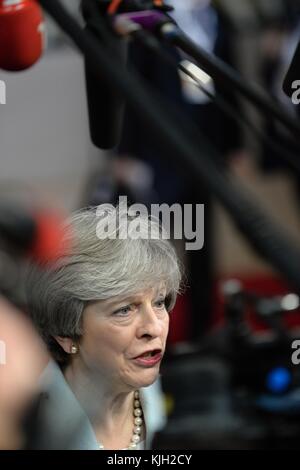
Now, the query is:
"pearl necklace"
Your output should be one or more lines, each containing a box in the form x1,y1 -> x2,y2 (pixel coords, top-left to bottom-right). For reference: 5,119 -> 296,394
98,391 -> 143,450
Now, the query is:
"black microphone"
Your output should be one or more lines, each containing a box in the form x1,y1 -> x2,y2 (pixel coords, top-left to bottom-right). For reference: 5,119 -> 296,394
81,0 -> 173,150
283,41 -> 300,105
84,38 -> 127,150
81,0 -> 128,150
0,205 -> 35,251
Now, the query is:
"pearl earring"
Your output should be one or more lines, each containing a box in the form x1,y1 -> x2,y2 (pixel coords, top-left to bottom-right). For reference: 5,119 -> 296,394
71,344 -> 78,354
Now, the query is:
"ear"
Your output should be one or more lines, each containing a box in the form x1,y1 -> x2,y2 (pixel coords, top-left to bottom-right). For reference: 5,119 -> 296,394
54,336 -> 74,354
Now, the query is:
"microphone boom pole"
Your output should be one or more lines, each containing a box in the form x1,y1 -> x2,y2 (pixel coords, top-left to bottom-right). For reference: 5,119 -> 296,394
114,9 -> 300,141
38,0 -> 300,293
159,23 -> 300,140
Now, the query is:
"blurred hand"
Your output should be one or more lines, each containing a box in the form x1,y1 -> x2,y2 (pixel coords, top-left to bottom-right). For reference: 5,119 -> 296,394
0,297 -> 48,449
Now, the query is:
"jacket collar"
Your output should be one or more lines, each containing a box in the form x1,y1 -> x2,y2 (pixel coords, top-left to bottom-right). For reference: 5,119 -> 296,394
36,360 -> 162,449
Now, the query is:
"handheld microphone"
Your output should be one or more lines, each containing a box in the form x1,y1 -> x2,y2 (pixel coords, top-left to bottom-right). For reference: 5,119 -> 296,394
0,0 -> 45,71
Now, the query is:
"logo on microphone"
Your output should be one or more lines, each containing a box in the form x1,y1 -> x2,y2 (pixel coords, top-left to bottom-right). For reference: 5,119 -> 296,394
0,340 -> 6,365
0,80 -> 6,104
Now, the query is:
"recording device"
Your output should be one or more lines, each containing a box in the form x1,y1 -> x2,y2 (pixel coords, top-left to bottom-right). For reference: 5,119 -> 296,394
0,0 -> 45,71
154,282 -> 300,449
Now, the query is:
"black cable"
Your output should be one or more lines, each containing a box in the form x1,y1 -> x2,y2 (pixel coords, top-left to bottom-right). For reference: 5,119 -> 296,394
39,0 -> 300,293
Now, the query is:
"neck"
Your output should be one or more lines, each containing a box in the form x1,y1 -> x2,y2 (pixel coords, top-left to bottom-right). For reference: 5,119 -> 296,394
63,359 -> 137,448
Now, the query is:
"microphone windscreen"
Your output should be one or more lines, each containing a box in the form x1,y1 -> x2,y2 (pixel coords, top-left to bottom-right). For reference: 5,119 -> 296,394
84,26 -> 128,150
0,0 -> 45,71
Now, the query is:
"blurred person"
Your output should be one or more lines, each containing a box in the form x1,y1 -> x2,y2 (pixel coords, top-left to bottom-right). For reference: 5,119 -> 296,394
26,205 -> 182,450
0,297 -> 48,449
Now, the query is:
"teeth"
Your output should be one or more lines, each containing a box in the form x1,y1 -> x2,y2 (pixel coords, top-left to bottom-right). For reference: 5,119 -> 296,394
141,352 -> 152,358
137,350 -> 160,358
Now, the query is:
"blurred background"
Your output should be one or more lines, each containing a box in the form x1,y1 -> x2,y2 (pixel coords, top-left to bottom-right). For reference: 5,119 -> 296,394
2,0 -> 300,449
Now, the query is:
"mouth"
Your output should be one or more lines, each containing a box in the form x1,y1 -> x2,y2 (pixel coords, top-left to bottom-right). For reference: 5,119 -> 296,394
132,349 -> 163,367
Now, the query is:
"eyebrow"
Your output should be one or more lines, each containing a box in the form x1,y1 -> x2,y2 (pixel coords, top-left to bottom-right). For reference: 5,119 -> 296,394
104,290 -> 167,308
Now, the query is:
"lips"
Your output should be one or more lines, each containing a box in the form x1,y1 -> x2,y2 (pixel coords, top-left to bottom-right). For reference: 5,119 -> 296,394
134,349 -> 162,359
132,349 -> 163,367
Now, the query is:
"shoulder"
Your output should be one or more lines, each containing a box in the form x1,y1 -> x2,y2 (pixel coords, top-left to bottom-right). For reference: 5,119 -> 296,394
25,361 -> 98,450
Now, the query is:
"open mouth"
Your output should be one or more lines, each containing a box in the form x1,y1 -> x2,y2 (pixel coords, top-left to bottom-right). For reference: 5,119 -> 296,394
135,349 -> 162,359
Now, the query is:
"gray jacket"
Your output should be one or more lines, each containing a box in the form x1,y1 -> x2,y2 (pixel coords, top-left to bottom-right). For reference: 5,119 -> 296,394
30,361 -> 166,450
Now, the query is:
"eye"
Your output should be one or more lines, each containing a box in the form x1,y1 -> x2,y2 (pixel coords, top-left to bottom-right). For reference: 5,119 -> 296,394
113,305 -> 133,317
154,298 -> 167,309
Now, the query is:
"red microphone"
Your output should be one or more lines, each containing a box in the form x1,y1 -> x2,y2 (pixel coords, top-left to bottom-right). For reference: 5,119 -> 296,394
27,210 -> 72,264
0,0 -> 45,71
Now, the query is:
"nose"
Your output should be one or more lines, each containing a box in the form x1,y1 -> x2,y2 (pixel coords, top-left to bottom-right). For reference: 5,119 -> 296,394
136,304 -> 165,339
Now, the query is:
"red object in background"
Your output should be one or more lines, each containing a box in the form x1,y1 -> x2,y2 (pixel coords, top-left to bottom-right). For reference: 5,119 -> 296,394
212,274 -> 300,333
28,211 -> 71,264
168,275 -> 300,346
0,0 -> 44,71
168,292 -> 192,345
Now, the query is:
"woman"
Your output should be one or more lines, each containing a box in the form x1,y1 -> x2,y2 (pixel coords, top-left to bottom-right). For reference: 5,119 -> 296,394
26,205 -> 182,450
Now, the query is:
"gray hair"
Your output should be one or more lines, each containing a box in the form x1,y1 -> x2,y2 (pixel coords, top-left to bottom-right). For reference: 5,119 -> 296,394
27,205 -> 182,365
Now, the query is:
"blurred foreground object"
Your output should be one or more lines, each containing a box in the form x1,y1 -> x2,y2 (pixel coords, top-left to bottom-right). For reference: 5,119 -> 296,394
0,204 -> 71,308
0,204 -> 70,264
0,297 -> 48,449
154,282 -> 300,449
0,0 -> 45,71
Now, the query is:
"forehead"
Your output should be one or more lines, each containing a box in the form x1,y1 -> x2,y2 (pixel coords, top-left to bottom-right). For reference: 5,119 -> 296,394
92,284 -> 167,309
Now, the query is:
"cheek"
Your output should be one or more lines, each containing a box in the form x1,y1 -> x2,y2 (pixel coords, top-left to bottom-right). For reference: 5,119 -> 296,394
162,315 -> 170,341
81,320 -> 132,359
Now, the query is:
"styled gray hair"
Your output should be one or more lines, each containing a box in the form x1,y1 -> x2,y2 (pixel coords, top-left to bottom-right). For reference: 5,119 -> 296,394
27,205 -> 182,365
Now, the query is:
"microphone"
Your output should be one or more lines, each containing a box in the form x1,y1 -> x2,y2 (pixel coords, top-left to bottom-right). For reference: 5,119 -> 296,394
0,0 -> 45,71
81,0 -> 128,150
0,205 -> 70,264
84,33 -> 128,150
81,0 -> 174,150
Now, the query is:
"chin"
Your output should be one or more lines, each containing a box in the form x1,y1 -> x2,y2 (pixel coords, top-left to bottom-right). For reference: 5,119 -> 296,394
132,369 -> 160,389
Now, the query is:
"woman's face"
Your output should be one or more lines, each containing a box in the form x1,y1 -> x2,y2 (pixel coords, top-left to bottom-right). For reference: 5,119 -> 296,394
77,286 -> 170,391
